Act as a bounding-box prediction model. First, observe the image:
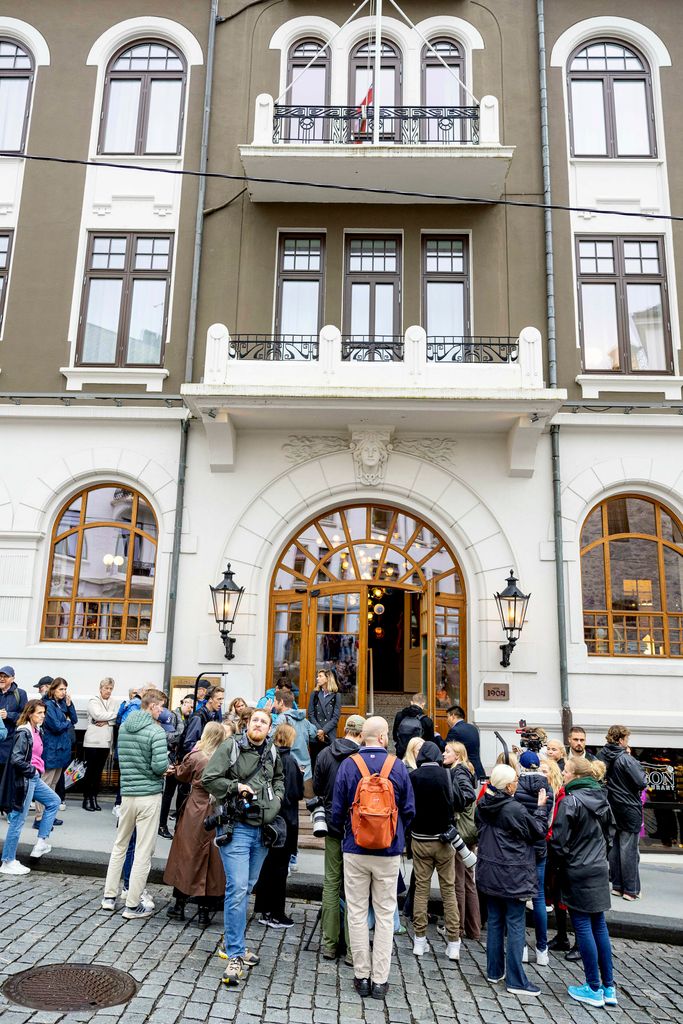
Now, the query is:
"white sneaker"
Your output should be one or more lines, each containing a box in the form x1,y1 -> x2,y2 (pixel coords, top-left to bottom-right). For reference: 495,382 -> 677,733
446,940 -> 461,961
525,899 -> 534,911
112,805 -> 120,819
121,887 -> 154,910
59,802 -> 67,811
535,947 -> 549,966
0,860 -> 31,875
413,936 -> 428,957
29,802 -> 36,810
522,944 -> 529,963
101,897 -> 116,911
30,838 -> 51,858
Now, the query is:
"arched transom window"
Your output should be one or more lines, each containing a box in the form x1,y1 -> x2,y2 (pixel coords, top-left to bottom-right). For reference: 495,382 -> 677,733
581,495 -> 683,657
42,484 -> 158,643
568,40 -> 655,158
99,40 -> 186,155
0,38 -> 34,153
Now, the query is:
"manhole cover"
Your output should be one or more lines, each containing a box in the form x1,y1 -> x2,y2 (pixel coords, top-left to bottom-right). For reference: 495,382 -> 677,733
2,964 -> 138,1011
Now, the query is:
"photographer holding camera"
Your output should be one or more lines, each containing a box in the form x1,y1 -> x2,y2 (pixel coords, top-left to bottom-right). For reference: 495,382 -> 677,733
202,708 -> 284,987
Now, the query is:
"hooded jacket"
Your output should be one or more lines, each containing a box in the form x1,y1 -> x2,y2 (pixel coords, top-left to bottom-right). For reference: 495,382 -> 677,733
445,719 -> 485,780
0,682 -> 27,763
410,742 -> 459,839
257,687 -> 298,710
202,733 -> 284,826
0,723 -> 36,812
514,770 -> 555,861
117,710 -> 169,796
549,776 -> 615,913
276,707 -> 317,781
475,788 -> 548,899
42,697 -> 78,770
597,743 -> 646,832
313,736 -> 361,836
392,704 -> 439,758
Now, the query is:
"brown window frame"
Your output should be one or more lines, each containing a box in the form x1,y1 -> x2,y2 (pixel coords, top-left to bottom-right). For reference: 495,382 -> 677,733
41,483 -> 158,645
275,233 -> 325,338
567,39 -> 656,159
348,38 -> 402,142
422,234 -> 470,339
287,38 -> 330,104
343,234 -> 402,344
0,37 -> 35,155
98,39 -> 187,157
0,230 -> 13,330
576,234 -> 672,375
421,39 -> 465,141
580,494 -> 683,658
76,231 -> 174,369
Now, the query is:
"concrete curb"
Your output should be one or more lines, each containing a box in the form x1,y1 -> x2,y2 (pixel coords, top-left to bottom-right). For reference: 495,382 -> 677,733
19,847 -> 683,947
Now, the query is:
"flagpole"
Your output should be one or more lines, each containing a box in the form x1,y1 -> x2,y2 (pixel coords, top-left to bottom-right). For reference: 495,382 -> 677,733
372,0 -> 382,146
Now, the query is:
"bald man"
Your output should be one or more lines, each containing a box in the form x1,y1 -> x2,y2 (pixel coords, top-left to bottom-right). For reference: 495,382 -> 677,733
331,716 -> 415,1002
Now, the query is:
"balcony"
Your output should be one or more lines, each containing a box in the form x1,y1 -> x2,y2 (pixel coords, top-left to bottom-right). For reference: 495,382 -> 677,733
239,94 -> 514,204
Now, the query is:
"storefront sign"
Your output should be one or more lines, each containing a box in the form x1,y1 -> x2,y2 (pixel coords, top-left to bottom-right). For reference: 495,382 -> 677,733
642,762 -> 676,792
483,682 -> 510,701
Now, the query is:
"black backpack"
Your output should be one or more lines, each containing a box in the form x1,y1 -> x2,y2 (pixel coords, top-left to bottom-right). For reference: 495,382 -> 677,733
396,713 -> 425,754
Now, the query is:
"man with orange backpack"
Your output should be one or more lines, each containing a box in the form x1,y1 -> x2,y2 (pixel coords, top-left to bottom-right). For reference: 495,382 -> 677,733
331,716 -> 415,1002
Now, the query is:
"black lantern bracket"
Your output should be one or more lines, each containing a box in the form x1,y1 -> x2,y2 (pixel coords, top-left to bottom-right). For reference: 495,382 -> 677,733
210,562 -> 245,661
493,569 -> 530,668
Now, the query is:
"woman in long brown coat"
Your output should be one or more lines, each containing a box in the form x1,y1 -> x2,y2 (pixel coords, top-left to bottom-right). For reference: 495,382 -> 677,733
164,721 -> 226,925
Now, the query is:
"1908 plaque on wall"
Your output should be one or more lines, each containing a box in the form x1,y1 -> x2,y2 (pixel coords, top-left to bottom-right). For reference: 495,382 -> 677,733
483,682 -> 510,701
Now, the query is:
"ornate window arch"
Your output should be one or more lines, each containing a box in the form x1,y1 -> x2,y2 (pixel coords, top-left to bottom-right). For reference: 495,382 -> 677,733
98,39 -> 187,155
581,494 -> 683,657
0,37 -> 34,153
567,39 -> 656,158
42,483 -> 158,643
421,38 -> 467,142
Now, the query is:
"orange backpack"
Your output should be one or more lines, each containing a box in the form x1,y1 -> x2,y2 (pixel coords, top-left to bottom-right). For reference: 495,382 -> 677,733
350,753 -> 399,850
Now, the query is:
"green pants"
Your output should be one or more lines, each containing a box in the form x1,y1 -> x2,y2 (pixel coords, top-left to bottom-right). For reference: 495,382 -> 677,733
321,835 -> 350,954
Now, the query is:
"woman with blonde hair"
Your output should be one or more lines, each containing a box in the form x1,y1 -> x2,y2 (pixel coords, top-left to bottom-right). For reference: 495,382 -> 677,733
402,736 -> 424,772
308,669 -> 342,772
443,740 -> 480,941
539,757 -> 563,796
163,721 -> 227,925
546,739 -> 567,772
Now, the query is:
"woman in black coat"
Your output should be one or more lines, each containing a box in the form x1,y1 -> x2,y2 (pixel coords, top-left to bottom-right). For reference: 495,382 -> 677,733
253,722 -> 303,928
307,670 -> 341,772
550,757 -> 617,1010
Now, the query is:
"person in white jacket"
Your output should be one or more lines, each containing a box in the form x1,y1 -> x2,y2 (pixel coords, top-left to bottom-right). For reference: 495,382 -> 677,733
82,678 -> 119,811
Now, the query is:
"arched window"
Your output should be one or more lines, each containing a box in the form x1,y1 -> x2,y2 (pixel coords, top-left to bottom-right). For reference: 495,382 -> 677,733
581,495 -> 683,657
42,484 -> 158,643
0,38 -> 34,154
349,38 -> 402,141
282,38 -> 330,142
99,40 -> 186,155
421,39 -> 466,141
568,40 -> 655,157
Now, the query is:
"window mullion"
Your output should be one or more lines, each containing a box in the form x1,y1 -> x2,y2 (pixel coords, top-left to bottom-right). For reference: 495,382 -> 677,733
117,241 -> 133,367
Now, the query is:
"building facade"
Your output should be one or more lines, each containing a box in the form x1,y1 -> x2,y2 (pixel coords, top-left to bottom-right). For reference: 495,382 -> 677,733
0,1 -> 681,776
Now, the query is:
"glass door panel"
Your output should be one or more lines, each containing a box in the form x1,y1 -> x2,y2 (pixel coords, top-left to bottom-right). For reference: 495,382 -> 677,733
350,283 -> 371,335
426,281 -> 465,337
271,599 -> 303,700
374,283 -> 395,336
314,590 -> 363,709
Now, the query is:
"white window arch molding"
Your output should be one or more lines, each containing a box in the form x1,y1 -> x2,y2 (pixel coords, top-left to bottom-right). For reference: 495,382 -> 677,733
85,17 -> 203,160
550,17 -> 671,165
0,17 -> 50,66
415,15 -> 484,100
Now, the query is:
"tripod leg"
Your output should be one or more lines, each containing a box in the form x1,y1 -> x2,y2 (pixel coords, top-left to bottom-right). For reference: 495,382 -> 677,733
304,905 -> 323,951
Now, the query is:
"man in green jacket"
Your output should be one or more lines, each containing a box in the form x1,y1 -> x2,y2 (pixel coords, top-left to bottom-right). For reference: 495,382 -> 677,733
101,689 -> 168,920
203,708 -> 284,986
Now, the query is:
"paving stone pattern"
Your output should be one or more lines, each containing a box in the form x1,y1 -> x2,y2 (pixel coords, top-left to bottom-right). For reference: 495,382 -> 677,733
0,874 -> 681,1024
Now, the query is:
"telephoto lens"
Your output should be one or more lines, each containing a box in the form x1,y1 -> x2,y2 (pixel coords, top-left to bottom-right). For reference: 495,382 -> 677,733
305,796 -> 328,838
450,831 -> 477,870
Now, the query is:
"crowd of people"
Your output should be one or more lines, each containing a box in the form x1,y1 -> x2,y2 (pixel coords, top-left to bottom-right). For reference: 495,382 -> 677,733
0,664 -> 650,1009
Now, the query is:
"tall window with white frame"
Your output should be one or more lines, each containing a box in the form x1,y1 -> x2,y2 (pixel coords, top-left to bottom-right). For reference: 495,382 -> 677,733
0,38 -> 34,154
576,236 -> 672,374
567,40 -> 656,158
76,233 -> 173,368
423,236 -> 470,356
99,40 -> 186,156
0,231 -> 13,329
343,236 -> 402,360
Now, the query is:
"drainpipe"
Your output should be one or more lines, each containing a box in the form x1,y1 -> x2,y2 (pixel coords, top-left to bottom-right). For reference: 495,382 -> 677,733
164,415 -> 190,689
536,0 -> 571,741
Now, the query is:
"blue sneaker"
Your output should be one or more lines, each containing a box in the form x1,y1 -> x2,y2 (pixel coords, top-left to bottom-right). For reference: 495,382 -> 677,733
568,984 -> 605,1008
602,985 -> 618,1006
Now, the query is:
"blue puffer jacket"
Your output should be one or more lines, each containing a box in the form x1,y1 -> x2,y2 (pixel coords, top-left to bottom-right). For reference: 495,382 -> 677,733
42,697 -> 78,770
514,770 -> 555,860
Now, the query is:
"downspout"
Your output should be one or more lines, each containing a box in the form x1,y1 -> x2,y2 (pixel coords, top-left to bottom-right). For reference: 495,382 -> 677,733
536,0 -> 571,740
164,0 -> 219,687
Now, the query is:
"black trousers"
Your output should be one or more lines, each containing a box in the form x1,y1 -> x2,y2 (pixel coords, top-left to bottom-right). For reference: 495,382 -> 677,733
83,747 -> 109,798
253,824 -> 298,920
160,774 -> 179,829
309,738 -> 330,774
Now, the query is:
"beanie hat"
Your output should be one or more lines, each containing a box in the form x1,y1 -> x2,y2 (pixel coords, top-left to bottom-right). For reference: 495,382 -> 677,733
490,764 -> 517,790
519,750 -> 541,770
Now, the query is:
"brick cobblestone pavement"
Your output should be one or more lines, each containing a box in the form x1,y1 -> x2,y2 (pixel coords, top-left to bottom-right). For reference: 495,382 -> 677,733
0,874 -> 680,1024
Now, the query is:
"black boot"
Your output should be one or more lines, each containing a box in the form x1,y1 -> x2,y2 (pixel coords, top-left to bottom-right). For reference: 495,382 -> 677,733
82,796 -> 96,812
197,906 -> 211,927
167,898 -> 186,920
93,797 -> 102,811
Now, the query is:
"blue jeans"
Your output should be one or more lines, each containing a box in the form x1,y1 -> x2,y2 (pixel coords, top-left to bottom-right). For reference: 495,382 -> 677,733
486,896 -> 530,990
570,910 -> 614,991
123,830 -> 137,889
531,858 -> 548,951
218,823 -> 268,958
2,776 -> 61,862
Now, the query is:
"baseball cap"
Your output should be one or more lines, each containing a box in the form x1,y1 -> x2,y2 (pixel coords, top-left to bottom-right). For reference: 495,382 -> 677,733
35,675 -> 54,689
345,714 -> 366,731
519,750 -> 541,770
0,665 -> 15,677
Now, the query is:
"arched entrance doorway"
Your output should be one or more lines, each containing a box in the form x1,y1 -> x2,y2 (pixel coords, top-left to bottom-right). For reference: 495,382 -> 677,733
266,502 -> 466,734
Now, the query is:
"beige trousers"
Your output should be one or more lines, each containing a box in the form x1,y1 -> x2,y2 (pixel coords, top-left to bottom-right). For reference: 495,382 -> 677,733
103,794 -> 162,909
343,852 -> 399,985
412,838 -> 461,941
34,767 -> 62,822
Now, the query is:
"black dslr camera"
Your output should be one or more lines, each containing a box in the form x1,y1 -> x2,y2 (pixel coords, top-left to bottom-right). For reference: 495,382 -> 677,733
204,792 -> 257,847
515,718 -> 543,753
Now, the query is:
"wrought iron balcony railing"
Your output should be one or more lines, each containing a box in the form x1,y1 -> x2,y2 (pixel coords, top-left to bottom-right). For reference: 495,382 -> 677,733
426,336 -> 519,364
229,334 -> 319,361
341,335 -> 405,362
273,105 -> 480,146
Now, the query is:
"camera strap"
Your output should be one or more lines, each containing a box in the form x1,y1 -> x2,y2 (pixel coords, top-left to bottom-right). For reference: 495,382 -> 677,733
236,739 -> 276,788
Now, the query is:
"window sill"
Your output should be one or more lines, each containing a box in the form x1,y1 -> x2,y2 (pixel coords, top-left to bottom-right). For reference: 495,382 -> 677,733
576,374 -> 683,400
61,366 -> 169,393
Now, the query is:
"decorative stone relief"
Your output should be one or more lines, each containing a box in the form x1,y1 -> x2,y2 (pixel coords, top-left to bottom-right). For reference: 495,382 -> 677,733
282,435 -> 348,465
392,436 -> 458,470
350,428 -> 393,486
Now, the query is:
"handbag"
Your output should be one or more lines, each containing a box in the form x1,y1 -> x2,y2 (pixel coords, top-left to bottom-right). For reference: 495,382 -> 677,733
262,814 -> 287,848
64,759 -> 87,789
